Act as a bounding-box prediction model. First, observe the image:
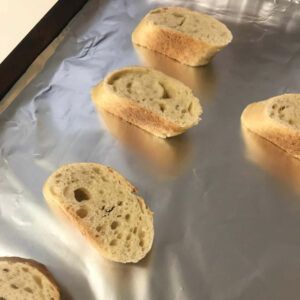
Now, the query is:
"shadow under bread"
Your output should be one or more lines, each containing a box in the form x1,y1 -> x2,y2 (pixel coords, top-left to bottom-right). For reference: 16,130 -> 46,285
133,44 -> 216,101
95,106 -> 192,177
241,125 -> 300,195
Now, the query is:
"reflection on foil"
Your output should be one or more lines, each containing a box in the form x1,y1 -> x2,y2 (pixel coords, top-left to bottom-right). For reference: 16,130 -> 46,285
134,44 -> 216,101
96,106 -> 192,177
242,126 -> 300,195
182,0 -> 300,32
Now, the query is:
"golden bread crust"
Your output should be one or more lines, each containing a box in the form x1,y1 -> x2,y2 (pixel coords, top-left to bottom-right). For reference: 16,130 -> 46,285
241,95 -> 300,160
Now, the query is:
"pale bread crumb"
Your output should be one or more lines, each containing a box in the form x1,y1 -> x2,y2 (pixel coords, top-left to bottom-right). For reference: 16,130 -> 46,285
0,257 -> 60,300
43,163 -> 154,263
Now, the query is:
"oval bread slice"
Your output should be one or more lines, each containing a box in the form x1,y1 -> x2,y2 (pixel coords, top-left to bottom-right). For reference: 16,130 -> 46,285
241,94 -> 300,160
132,7 -> 232,66
91,66 -> 202,138
0,257 -> 60,300
43,163 -> 154,263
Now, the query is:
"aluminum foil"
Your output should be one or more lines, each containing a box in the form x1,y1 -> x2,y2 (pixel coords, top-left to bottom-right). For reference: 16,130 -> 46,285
1,0 -> 300,299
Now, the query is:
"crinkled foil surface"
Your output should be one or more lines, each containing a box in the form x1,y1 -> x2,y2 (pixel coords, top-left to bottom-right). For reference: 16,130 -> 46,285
1,0 -> 300,299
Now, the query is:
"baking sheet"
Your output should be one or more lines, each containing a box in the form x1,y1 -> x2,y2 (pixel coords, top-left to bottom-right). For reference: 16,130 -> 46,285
1,0 -> 300,299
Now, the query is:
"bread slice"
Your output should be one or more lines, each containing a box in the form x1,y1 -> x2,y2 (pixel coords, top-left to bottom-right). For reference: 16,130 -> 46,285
241,94 -> 300,160
132,7 -> 232,66
43,163 -> 154,263
0,257 -> 60,300
91,66 -> 202,138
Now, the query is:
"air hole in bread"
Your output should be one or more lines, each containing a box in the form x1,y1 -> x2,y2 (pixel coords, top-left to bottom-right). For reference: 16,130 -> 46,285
11,284 -> 18,289
182,109 -> 187,113
125,214 -> 130,221
50,186 -> 60,196
74,188 -> 90,202
24,287 -> 33,293
172,13 -> 184,18
110,239 -> 117,246
272,104 -> 277,109
188,102 -> 193,114
101,176 -> 108,182
111,221 -> 119,230
99,190 -> 103,195
55,173 -> 61,178
162,86 -> 170,99
105,206 -> 115,213
76,208 -> 88,218
0,297 -> 7,300
3,268 -> 9,272
108,75 -> 121,85
289,119 -> 294,125
126,82 -> 132,90
126,234 -> 131,240
96,225 -> 102,232
93,167 -> 100,174
22,267 -> 28,272
117,201 -> 123,206
139,231 -> 145,238
139,240 -> 144,247
133,227 -> 137,234
159,103 -> 165,112
117,233 -> 122,239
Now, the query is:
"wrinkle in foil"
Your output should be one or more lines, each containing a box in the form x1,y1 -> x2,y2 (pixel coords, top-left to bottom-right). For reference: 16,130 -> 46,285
0,0 -> 300,299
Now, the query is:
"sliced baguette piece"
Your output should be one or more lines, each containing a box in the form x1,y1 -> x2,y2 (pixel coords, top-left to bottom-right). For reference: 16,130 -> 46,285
0,256 -> 60,300
132,7 -> 232,66
43,163 -> 154,263
241,94 -> 300,160
91,66 -> 202,138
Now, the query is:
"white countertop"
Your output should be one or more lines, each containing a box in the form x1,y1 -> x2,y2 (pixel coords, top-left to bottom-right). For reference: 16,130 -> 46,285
0,0 -> 58,63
